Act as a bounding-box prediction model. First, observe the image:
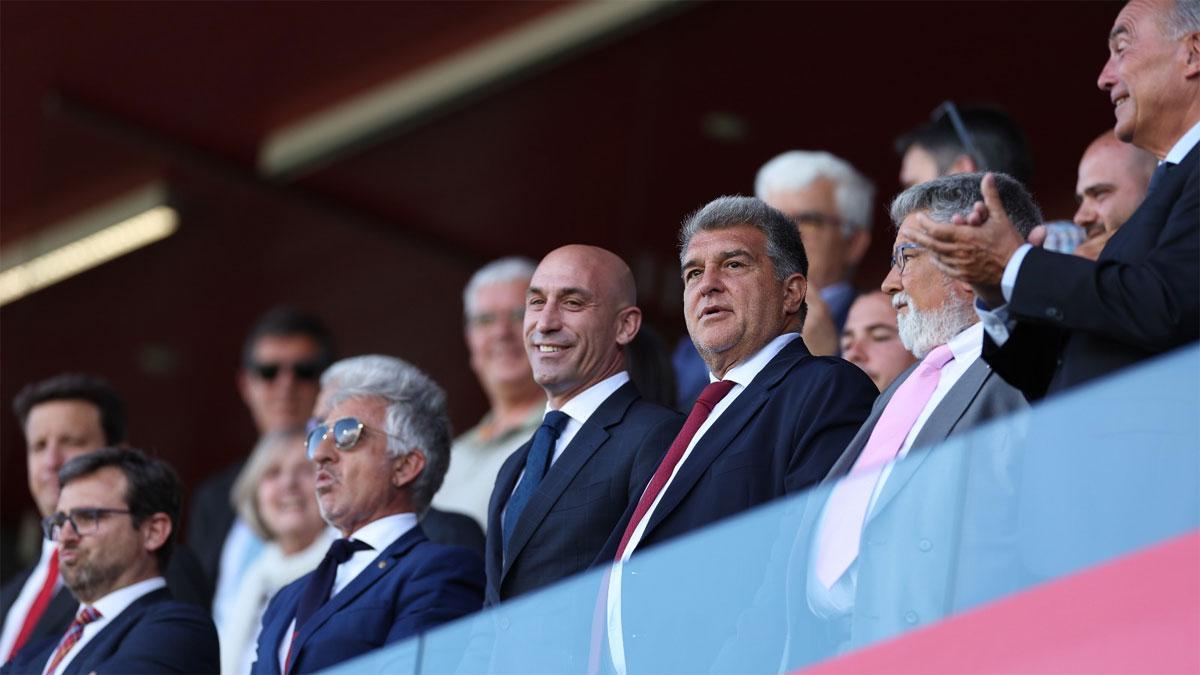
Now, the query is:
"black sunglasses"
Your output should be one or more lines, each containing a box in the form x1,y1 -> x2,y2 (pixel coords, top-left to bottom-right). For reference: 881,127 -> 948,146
251,360 -> 323,382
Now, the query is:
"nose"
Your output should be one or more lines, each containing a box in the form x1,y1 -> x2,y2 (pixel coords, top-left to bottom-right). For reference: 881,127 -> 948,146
695,265 -> 725,297
533,301 -> 562,335
310,432 -> 336,465
843,336 -> 866,365
1073,201 -> 1098,229
57,519 -> 81,543
881,264 -> 902,295
1097,54 -> 1117,92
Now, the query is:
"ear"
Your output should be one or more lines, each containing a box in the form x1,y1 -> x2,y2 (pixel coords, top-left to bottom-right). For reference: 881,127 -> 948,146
1184,31 -> 1200,78
140,513 -> 172,556
614,306 -> 643,347
782,273 -> 808,316
953,278 -> 976,299
392,450 -> 427,489
844,229 -> 872,268
948,154 -> 978,175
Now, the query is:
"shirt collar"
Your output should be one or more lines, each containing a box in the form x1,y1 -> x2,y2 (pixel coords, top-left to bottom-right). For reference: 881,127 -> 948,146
946,321 -> 984,364
346,512 -> 418,551
713,332 -> 800,388
90,576 -> 167,620
1164,120 -> 1200,165
549,371 -> 630,425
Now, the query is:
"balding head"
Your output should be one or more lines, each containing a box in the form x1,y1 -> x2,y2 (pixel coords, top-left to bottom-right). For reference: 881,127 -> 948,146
1074,130 -> 1157,236
524,245 -> 642,408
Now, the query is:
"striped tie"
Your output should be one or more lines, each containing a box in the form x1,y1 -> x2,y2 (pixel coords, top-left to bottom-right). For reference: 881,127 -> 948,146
44,606 -> 101,674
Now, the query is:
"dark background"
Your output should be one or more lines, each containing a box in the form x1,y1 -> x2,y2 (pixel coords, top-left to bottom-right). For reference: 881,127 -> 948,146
0,1 -> 1117,572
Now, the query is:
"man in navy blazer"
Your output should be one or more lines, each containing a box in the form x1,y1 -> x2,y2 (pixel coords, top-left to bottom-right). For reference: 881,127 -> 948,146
252,355 -> 483,675
3,448 -> 218,675
485,245 -> 682,604
907,0 -> 1199,401
601,196 -> 877,672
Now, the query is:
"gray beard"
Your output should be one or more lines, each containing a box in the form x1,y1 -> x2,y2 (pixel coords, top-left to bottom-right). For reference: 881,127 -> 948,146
894,291 -> 976,359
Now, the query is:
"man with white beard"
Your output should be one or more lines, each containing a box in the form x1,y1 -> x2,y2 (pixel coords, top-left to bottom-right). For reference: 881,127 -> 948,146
805,173 -> 1033,647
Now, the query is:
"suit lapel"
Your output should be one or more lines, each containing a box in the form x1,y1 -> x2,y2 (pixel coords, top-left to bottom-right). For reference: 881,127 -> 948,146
642,340 -> 807,538
487,442 -> 531,590
501,383 -> 637,580
65,588 -> 170,675
867,358 -> 990,523
825,363 -> 916,482
288,527 -> 426,673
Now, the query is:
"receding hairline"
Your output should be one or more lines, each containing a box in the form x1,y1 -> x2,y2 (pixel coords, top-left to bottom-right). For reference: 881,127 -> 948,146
535,245 -> 637,309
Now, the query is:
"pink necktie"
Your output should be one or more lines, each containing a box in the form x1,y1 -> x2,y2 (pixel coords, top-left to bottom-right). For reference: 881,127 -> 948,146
814,344 -> 955,587
43,605 -> 101,675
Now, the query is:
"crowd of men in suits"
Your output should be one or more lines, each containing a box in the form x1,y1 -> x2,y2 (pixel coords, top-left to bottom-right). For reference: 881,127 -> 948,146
1,0 -> 1197,672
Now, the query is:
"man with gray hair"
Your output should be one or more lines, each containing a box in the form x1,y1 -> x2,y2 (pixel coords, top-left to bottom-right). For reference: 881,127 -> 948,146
434,257 -> 545,530
252,355 -> 483,674
806,173 -> 1031,648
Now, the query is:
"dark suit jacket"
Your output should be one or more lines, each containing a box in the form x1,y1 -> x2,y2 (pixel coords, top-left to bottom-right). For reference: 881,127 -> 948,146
187,460 -> 242,600
251,523 -> 483,675
1,588 -> 218,675
602,337 -> 877,672
0,544 -> 209,661
422,509 -> 485,559
485,381 -> 681,604
985,142 -> 1199,400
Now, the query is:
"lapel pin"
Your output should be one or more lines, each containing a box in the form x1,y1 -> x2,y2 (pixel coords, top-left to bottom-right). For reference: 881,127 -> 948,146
377,561 -> 388,569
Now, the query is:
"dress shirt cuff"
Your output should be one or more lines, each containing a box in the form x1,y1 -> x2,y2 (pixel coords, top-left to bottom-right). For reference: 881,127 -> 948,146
1000,243 -> 1032,304
976,299 -> 1013,347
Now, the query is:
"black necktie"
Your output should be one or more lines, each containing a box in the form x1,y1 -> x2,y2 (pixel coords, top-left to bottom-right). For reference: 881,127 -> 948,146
294,538 -> 372,629
503,410 -> 570,554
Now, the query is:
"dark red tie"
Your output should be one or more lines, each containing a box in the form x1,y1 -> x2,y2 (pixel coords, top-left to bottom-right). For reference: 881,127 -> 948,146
613,379 -> 736,560
8,549 -> 58,660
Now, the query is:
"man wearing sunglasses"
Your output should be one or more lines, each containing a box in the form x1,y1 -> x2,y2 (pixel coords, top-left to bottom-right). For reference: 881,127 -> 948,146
895,103 -> 1034,189
188,307 -> 335,633
252,355 -> 483,674
2,448 -> 218,675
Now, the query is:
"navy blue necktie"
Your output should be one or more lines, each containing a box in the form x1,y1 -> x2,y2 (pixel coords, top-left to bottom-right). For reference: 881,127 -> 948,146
503,410 -> 570,554
293,538 -> 372,629
1146,161 -> 1172,196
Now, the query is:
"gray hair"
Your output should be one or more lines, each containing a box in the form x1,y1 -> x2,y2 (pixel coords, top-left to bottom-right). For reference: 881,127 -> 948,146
889,172 -> 1042,238
462,256 -> 536,317
320,355 -> 452,513
678,195 -> 809,329
754,150 -> 876,236
1164,0 -> 1200,38
231,428 -> 308,540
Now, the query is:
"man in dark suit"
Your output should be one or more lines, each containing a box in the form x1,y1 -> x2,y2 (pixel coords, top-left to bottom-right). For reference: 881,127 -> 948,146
3,448 -> 218,674
1,376 -> 206,665
485,245 -> 682,604
602,196 -> 878,672
252,355 -> 483,674
906,0 -> 1199,401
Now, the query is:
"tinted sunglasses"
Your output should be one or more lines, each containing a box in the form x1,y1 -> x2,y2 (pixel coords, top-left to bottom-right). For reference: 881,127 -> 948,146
305,416 -> 403,460
251,360 -> 323,382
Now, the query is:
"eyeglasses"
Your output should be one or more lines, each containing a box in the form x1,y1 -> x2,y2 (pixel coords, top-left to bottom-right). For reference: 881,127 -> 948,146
931,100 -> 984,170
891,243 -> 923,275
42,508 -> 132,541
305,416 -> 403,460
465,308 -> 525,330
250,360 -> 324,382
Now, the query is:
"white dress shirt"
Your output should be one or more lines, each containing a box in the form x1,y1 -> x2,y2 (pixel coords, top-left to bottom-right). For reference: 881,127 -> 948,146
607,332 -> 799,673
276,513 -> 418,671
46,576 -> 166,675
980,120 -> 1200,346
0,539 -> 61,661
808,322 -> 984,618
212,517 -> 264,629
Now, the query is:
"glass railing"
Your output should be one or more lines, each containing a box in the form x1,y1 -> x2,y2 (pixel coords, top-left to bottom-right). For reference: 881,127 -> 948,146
328,343 -> 1200,674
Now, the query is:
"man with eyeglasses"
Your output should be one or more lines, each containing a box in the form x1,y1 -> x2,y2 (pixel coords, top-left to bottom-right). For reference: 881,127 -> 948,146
2,448 -> 218,674
432,257 -> 546,531
672,151 -> 873,407
252,355 -> 483,674
1,375 -> 206,667
799,173 -> 1033,653
188,307 -> 335,632
906,0 -> 1199,401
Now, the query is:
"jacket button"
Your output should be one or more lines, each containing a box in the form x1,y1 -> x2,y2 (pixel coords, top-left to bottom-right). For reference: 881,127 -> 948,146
1045,307 -> 1063,320
904,611 -> 919,624
498,616 -> 510,630
918,539 -> 932,552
